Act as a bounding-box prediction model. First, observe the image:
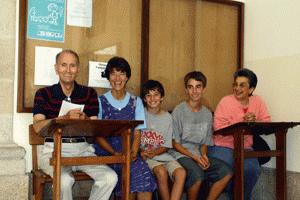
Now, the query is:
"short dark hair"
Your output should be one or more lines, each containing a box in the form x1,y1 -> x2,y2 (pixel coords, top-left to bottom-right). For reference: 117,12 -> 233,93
102,56 -> 131,80
234,68 -> 257,88
184,71 -> 207,88
56,49 -> 80,65
141,80 -> 165,101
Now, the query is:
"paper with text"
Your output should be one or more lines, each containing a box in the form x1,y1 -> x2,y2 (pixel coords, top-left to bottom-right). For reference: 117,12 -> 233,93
67,0 -> 92,27
58,100 -> 85,117
88,61 -> 111,88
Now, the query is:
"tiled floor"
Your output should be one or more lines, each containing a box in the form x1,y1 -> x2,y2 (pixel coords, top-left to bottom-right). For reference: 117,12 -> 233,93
29,167 -> 300,200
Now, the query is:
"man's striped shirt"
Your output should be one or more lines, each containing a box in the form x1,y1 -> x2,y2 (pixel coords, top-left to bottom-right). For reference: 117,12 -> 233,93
33,82 -> 99,118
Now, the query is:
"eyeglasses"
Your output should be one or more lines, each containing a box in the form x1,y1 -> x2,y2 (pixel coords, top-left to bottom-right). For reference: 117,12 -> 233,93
232,82 -> 249,89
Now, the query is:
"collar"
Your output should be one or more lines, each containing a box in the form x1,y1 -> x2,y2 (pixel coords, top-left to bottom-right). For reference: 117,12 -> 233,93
53,81 -> 80,100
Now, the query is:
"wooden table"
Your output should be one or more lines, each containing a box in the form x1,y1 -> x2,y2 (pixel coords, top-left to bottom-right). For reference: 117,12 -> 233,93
32,119 -> 143,200
214,122 -> 300,200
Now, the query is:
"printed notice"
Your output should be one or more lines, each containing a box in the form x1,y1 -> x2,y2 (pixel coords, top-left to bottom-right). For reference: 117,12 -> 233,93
88,61 -> 111,88
67,0 -> 92,27
34,46 -> 62,86
27,0 -> 65,42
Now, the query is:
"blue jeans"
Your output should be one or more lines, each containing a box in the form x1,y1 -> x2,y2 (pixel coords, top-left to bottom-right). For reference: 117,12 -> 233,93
208,146 -> 260,200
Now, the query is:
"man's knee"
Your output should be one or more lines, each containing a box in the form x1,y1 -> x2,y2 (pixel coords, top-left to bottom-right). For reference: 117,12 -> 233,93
61,173 -> 75,190
108,171 -> 118,187
95,170 -> 118,187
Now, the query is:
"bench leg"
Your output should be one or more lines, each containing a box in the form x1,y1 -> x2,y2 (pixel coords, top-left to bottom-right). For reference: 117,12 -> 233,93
33,176 -> 45,200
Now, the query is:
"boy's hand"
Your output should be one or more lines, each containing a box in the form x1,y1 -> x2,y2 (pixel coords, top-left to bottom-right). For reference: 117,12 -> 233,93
140,150 -> 155,160
140,150 -> 147,160
145,150 -> 155,158
196,154 -> 210,170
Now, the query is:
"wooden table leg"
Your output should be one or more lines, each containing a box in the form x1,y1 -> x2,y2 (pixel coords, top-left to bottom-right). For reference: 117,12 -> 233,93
276,130 -> 287,200
121,128 -> 131,200
53,128 -> 62,200
234,130 -> 245,200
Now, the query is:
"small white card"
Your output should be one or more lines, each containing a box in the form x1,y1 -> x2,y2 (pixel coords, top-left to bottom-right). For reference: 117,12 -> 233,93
88,61 -> 111,88
58,100 -> 85,116
34,46 -> 62,85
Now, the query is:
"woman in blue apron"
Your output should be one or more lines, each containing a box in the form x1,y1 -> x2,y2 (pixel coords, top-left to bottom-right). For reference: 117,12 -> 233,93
94,57 -> 156,200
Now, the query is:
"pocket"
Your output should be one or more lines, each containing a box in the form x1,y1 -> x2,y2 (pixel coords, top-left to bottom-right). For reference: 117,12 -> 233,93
87,144 -> 96,153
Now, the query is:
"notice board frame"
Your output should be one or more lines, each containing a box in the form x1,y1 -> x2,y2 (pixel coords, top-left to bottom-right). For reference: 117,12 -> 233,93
17,0 -> 244,113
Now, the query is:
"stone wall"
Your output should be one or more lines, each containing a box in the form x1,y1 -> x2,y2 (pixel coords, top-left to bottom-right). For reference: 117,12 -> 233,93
0,0 -> 28,199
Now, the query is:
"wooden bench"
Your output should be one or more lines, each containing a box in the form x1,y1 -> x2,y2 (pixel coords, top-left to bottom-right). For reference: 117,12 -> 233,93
29,125 -> 92,199
29,119 -> 143,200
214,122 -> 300,200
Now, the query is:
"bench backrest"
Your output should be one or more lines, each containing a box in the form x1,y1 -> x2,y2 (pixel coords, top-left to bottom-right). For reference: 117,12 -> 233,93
29,124 -> 44,171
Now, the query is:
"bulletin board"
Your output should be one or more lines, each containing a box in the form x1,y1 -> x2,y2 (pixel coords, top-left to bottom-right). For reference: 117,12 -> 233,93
18,0 -> 244,113
17,0 -> 143,112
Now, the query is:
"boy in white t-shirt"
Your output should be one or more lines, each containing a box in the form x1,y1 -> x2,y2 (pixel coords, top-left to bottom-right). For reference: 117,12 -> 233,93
140,80 -> 186,200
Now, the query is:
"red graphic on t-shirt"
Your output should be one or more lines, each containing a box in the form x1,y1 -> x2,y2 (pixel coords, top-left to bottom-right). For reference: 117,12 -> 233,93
141,130 -> 165,150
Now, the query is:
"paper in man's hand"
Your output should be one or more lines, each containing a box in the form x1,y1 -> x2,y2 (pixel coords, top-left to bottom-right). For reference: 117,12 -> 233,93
58,100 -> 85,116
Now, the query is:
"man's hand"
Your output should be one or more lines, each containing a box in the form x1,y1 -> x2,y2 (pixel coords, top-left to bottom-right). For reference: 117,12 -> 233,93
65,108 -> 87,119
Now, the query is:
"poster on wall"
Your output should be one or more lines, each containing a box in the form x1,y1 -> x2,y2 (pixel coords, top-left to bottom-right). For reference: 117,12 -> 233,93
27,0 -> 66,42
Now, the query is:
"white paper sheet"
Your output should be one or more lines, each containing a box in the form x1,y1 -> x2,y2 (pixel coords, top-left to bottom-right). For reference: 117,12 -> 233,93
58,100 -> 85,116
67,0 -> 92,27
34,46 -> 62,86
88,61 -> 111,88
94,45 -> 117,55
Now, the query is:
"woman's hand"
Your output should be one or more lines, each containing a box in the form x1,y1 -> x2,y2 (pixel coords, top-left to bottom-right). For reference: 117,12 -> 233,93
112,151 -> 122,156
243,112 -> 256,122
131,150 -> 138,161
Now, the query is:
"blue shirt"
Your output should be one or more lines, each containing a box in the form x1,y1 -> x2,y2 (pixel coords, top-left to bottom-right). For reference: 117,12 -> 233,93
98,91 -> 146,130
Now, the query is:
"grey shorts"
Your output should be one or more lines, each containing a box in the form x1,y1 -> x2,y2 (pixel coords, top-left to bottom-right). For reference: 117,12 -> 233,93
146,159 -> 183,180
177,156 -> 232,190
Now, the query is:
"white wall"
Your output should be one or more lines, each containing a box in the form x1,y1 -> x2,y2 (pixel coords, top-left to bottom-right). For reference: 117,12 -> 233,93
13,0 -> 300,172
241,0 -> 300,171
